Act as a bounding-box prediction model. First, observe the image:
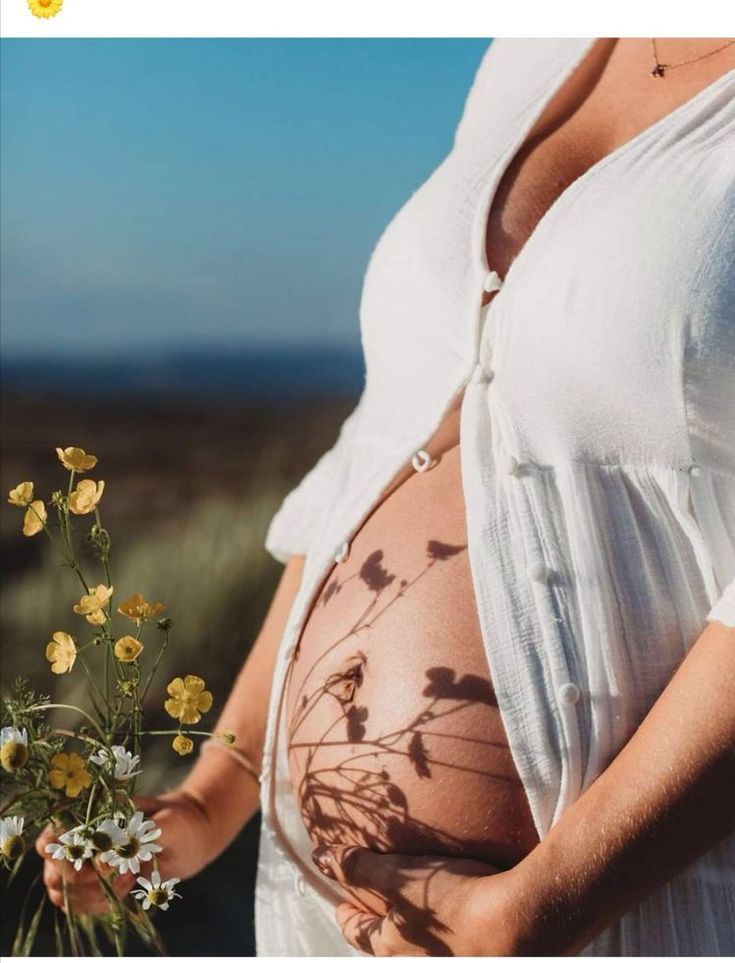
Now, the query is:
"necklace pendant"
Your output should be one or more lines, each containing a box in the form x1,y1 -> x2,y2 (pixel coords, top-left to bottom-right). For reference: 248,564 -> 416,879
651,63 -> 667,78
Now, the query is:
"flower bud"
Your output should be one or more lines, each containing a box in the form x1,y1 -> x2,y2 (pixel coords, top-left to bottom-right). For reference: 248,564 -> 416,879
172,734 -> 194,756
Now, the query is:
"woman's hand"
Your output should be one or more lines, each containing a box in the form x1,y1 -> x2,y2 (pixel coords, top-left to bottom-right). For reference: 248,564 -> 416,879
312,844 -> 520,956
35,788 -> 215,916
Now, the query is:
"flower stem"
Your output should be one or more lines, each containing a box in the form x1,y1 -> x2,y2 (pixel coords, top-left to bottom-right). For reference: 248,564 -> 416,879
27,702 -> 109,748
139,627 -> 171,705
75,649 -> 108,708
137,728 -> 217,738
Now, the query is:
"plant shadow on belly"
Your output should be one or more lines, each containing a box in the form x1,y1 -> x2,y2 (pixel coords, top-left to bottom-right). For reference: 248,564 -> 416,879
287,539 -> 524,874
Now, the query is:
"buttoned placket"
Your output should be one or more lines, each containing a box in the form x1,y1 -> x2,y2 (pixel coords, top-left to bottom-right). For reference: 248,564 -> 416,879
471,269 -> 503,385
471,266 -> 586,738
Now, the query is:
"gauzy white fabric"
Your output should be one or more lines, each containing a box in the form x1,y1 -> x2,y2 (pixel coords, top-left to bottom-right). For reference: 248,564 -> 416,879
254,38 -> 735,956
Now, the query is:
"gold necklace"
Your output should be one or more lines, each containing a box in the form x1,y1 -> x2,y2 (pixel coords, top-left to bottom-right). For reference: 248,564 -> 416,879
650,38 -> 735,78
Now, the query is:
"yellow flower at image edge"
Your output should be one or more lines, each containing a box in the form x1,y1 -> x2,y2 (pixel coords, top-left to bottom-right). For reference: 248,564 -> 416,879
7,481 -> 34,507
165,675 -> 213,725
48,752 -> 91,798
27,0 -> 63,18
172,734 -> 194,756
22,500 -> 46,537
56,445 -> 96,471
69,479 -> 105,515
114,636 -> 144,662
45,631 -> 77,674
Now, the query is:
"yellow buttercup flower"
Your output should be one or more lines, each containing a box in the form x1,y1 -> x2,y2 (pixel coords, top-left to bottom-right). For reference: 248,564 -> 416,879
27,0 -> 63,18
164,675 -> 213,725
172,734 -> 194,756
114,635 -> 144,662
117,592 -> 167,624
8,482 -> 34,507
23,500 -> 47,537
45,631 -> 78,674
73,584 -> 113,625
68,479 -> 105,515
48,752 -> 92,798
56,446 -> 97,472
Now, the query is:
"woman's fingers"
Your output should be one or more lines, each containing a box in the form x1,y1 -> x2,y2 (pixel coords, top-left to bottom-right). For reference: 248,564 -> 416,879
316,844 -> 405,894
44,863 -> 133,915
313,845 -> 395,915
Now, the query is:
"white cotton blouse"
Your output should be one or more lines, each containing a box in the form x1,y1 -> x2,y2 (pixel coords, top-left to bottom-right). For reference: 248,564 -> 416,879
253,38 -> 735,956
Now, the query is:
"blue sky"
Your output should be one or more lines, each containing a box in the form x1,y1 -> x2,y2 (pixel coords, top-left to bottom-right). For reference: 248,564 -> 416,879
1,39 -> 489,359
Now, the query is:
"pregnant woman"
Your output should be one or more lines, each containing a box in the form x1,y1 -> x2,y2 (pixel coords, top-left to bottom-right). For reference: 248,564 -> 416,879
38,37 -> 735,955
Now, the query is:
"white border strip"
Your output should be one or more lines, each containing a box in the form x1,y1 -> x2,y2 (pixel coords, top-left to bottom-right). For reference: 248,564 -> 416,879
1,0 -> 732,40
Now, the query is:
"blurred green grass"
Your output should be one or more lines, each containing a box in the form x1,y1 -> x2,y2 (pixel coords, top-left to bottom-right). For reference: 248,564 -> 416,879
0,389 -> 353,955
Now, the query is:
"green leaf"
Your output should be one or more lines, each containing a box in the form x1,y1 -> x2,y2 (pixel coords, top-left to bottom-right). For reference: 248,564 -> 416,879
128,899 -> 168,955
5,847 -> 28,888
10,869 -> 43,956
21,891 -> 48,956
77,913 -> 104,956
53,904 -> 66,954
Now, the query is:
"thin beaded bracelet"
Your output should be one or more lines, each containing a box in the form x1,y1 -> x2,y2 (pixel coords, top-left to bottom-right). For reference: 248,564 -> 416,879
199,737 -> 261,785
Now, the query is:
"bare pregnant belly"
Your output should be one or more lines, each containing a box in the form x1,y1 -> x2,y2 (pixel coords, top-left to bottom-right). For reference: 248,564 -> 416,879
284,441 -> 539,869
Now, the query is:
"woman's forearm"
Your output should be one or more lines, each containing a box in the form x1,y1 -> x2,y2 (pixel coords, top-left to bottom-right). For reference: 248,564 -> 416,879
497,617 -> 735,954
175,554 -> 305,857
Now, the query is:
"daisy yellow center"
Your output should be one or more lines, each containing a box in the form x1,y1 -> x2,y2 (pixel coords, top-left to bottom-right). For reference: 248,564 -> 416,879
116,838 -> 140,858
39,0 -> 52,6
1,742 -> 29,772
148,888 -> 169,906
67,843 -> 87,860
2,836 -> 25,859
91,830 -> 113,850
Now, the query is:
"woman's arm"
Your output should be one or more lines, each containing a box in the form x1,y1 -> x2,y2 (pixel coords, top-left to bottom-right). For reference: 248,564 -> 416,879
175,553 -> 305,860
502,614 -> 735,954
319,616 -> 735,955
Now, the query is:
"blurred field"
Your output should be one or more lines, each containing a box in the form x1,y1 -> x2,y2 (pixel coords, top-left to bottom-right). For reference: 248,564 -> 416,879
0,389 -> 354,956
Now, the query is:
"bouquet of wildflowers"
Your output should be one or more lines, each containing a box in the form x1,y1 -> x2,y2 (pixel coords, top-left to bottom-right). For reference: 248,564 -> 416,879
1,446 -> 230,955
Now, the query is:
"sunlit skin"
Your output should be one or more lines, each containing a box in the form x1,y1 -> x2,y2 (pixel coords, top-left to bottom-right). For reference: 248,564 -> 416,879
285,437 -> 539,870
36,38 -> 735,953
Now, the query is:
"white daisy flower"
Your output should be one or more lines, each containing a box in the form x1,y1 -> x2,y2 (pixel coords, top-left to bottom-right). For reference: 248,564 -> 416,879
45,830 -> 94,871
99,810 -> 162,875
0,726 -> 28,747
88,744 -> 142,781
0,815 -> 26,859
131,869 -> 182,910
0,726 -> 29,772
69,817 -> 128,854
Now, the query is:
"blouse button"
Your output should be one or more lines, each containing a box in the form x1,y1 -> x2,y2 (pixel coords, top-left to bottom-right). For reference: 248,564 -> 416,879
483,270 -> 503,294
688,464 -> 702,478
498,452 -> 520,476
470,363 -> 493,385
293,871 -> 306,896
334,541 -> 350,563
411,449 -> 433,473
558,682 -> 581,705
528,560 -> 550,583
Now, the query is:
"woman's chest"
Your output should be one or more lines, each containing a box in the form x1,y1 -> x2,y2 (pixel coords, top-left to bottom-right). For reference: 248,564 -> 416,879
357,82 -> 734,470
